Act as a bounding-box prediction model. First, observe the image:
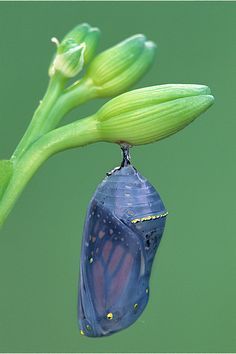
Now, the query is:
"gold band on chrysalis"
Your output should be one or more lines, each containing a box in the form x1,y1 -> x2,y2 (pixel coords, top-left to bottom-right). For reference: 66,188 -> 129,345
131,211 -> 168,224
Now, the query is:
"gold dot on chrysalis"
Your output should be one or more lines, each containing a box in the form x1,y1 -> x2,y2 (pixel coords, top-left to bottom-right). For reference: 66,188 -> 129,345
86,324 -> 92,331
106,312 -> 113,320
134,303 -> 138,310
146,288 -> 149,294
89,257 -> 93,264
80,330 -> 84,336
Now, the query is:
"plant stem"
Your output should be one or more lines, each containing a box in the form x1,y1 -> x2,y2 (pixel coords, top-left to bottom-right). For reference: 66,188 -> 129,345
12,77 -> 96,163
0,115 -> 100,227
12,73 -> 66,161
38,78 -> 96,135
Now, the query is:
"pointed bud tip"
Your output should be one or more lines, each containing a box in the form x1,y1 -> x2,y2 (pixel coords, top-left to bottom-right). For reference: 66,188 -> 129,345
88,26 -> 101,35
131,34 -> 157,51
131,35 -> 157,50
78,23 -> 101,39
86,27 -> 101,42
186,84 -> 211,96
62,23 -> 100,46
200,94 -> 215,107
145,40 -> 157,52
131,34 -> 147,41
201,85 -> 211,95
124,34 -> 147,48
73,23 -> 101,36
73,22 -> 90,32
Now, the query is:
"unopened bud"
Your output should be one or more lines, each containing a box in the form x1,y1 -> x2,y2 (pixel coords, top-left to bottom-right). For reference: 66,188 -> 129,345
49,23 -> 100,78
62,23 -> 100,64
96,84 -> 214,145
85,34 -> 156,97
49,39 -> 85,78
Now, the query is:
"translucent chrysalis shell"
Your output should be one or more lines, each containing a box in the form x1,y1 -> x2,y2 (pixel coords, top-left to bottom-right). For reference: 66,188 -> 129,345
78,147 -> 168,337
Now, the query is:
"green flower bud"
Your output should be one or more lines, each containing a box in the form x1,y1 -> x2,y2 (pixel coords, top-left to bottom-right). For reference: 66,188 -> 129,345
96,84 -> 214,145
49,39 -> 85,78
62,23 -> 100,65
85,34 -> 156,97
49,23 -> 100,78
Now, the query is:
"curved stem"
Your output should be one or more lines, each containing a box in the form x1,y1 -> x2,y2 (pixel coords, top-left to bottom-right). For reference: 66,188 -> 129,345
0,115 -> 100,227
12,77 -> 97,163
39,78 -> 96,135
12,73 -> 66,161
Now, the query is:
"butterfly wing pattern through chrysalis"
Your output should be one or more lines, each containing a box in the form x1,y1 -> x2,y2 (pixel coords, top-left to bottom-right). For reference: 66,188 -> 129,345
78,148 -> 168,337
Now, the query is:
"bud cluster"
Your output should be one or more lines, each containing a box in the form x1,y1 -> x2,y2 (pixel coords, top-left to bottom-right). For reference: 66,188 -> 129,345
47,22 -> 214,146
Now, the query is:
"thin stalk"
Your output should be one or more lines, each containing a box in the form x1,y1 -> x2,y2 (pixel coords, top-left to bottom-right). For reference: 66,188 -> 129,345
0,115 -> 100,227
12,73 -> 66,161
38,78 -> 96,135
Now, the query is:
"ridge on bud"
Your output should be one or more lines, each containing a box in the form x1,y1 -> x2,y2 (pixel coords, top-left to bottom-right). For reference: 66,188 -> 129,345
95,84 -> 214,145
85,34 -> 156,97
49,23 -> 100,78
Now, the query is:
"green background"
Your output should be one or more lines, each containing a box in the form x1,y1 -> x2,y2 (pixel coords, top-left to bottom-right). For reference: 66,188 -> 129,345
0,1 -> 235,352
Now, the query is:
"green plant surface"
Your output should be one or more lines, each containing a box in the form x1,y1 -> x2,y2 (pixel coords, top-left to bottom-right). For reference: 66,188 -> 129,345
0,21 -> 213,227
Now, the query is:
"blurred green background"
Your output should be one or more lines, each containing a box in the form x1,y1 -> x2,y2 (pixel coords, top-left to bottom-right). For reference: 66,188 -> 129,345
0,1 -> 235,353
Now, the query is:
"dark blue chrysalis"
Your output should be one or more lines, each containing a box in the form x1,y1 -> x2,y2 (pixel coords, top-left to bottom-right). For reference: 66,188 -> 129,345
78,145 -> 168,337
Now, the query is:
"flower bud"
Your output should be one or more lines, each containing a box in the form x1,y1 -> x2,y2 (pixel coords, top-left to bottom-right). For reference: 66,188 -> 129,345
49,39 -> 85,78
96,84 -> 214,145
62,23 -> 100,65
49,23 -> 100,78
85,34 -> 156,97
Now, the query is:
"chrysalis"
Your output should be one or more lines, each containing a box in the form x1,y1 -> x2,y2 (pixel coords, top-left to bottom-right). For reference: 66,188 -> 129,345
78,145 -> 168,337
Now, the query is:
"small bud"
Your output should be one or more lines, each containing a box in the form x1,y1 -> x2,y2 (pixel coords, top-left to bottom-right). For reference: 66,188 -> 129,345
62,23 -> 100,65
85,34 -> 156,97
96,84 -> 214,145
49,23 -> 100,78
49,39 -> 85,78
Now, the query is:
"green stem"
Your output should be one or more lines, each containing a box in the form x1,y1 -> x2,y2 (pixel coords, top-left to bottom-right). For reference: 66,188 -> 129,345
0,115 -> 100,227
12,73 -> 66,161
12,77 -> 96,163
39,77 -> 96,135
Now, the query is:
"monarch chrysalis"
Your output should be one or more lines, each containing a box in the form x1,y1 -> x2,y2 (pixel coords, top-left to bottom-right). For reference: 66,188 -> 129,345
78,146 -> 168,337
